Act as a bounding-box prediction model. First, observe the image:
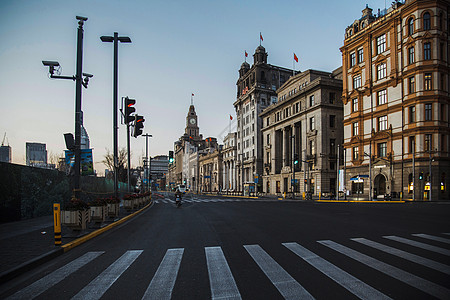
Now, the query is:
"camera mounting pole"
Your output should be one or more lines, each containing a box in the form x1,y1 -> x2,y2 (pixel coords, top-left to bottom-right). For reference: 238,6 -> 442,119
42,16 -> 92,199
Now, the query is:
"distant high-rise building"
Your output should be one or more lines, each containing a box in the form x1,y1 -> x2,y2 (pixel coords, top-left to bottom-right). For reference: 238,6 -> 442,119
26,142 -> 47,167
0,145 -> 11,163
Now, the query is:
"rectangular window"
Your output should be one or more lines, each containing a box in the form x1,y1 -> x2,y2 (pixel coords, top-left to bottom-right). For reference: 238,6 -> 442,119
440,43 -> 444,60
378,115 -> 388,131
309,95 -> 315,106
409,136 -> 415,153
353,75 -> 362,89
377,89 -> 387,105
329,92 -> 335,104
309,140 -> 315,155
409,106 -> 415,123
376,34 -> 386,54
266,117 -> 269,126
353,146 -> 359,160
310,117 -> 315,131
330,139 -> 336,156
267,134 -> 270,145
408,46 -> 415,64
425,103 -> 432,121
409,76 -> 415,94
377,63 -> 387,80
330,115 -> 336,128
350,52 -> 356,67
424,73 -> 432,90
425,134 -> 432,151
352,98 -> 358,112
353,122 -> 359,136
378,142 -> 387,157
357,48 -> 364,63
424,42 -> 431,60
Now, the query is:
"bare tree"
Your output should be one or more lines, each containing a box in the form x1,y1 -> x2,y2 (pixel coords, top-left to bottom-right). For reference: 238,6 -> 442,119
102,147 -> 131,183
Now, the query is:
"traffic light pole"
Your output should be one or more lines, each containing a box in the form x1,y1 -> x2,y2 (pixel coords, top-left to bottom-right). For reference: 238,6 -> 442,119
127,122 -> 131,193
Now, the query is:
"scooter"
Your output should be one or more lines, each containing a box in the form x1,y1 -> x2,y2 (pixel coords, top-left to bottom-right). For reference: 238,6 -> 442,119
175,194 -> 182,207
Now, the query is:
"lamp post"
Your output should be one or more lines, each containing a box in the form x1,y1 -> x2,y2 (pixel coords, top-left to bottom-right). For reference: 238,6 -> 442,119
100,32 -> 131,199
43,16 -> 92,199
142,134 -> 152,192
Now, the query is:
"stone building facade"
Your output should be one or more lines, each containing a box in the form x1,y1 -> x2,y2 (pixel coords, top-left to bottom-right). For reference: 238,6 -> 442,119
261,69 -> 343,196
341,0 -> 450,200
199,144 -> 222,193
234,46 -> 294,193
222,132 -> 238,191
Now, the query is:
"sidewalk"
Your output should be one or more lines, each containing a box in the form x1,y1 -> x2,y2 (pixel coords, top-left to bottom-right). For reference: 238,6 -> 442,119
0,197 -> 159,284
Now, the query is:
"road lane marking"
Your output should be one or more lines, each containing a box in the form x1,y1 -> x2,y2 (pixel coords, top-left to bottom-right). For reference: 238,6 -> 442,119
283,242 -> 391,300
6,252 -> 104,300
352,238 -> 450,275
383,236 -> 450,256
318,240 -> 450,300
205,246 -> 242,300
72,250 -> 143,300
244,244 -> 314,300
412,234 -> 450,244
142,248 -> 184,300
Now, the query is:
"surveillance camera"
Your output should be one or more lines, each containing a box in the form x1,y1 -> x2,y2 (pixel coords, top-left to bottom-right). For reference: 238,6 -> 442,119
82,73 -> 93,78
76,16 -> 88,21
42,61 -> 60,67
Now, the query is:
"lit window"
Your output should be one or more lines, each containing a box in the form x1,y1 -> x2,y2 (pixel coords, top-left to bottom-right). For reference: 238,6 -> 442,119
310,95 -> 315,106
424,73 -> 432,90
353,146 -> 359,160
425,134 -> 432,151
352,98 -> 358,112
377,89 -> 387,105
353,75 -> 362,89
377,63 -> 387,80
353,122 -> 359,136
378,115 -> 388,131
376,34 -> 386,54
310,116 -> 315,131
409,76 -> 415,94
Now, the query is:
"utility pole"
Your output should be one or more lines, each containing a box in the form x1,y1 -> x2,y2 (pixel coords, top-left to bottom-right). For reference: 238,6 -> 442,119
101,32 -> 131,199
337,144 -> 340,201
412,139 -> 415,201
291,135 -> 295,200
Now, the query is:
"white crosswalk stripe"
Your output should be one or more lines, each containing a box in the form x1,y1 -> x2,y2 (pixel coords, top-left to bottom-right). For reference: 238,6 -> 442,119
244,244 -> 314,300
412,233 -> 450,244
383,235 -> 450,256
6,251 -> 104,300
72,250 -> 143,300
7,233 -> 450,299
205,246 -> 242,300
352,237 -> 450,275
142,248 -> 184,300
283,242 -> 391,300
318,240 -> 450,299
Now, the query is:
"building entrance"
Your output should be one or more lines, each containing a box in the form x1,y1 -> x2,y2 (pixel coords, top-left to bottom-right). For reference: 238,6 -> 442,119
374,174 -> 386,198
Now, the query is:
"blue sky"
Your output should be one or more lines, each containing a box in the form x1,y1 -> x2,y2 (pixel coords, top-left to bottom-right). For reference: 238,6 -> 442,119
0,0 -> 389,175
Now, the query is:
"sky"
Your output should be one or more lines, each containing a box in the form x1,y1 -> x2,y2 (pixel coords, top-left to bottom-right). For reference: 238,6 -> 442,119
0,0 -> 389,175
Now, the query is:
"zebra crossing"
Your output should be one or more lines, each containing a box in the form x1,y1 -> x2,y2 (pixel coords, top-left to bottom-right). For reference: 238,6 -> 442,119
5,233 -> 450,300
154,197 -> 286,204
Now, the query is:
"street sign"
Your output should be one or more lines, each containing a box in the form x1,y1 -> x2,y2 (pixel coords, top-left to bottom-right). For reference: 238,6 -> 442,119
204,176 -> 211,178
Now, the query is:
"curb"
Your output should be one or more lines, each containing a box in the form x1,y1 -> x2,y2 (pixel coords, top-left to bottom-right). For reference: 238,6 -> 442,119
0,201 -> 153,285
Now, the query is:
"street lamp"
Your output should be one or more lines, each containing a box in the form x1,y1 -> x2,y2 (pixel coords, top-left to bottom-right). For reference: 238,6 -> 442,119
100,32 -> 131,199
42,16 -> 92,199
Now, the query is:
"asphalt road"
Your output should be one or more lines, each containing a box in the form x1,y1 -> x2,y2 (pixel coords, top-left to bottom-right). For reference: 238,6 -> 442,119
1,194 -> 450,299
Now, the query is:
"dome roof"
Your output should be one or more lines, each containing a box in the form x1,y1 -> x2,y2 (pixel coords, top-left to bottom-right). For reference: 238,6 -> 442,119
255,45 -> 266,53
240,61 -> 250,69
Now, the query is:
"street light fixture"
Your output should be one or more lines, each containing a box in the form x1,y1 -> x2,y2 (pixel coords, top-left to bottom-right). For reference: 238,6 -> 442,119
100,32 -> 131,199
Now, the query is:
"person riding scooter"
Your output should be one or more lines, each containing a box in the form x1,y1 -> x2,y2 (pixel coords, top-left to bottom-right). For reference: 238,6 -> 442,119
175,189 -> 183,207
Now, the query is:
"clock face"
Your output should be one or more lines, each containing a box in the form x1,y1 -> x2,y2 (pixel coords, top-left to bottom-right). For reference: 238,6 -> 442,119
190,118 -> 196,125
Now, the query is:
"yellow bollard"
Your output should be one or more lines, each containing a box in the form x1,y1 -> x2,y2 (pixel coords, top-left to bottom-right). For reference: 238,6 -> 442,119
53,203 -> 61,246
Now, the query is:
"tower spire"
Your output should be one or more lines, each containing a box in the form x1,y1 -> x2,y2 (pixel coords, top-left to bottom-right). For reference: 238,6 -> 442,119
191,93 -> 194,106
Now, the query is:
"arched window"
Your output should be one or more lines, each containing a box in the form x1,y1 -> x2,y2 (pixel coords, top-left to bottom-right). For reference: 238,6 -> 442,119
408,17 -> 414,35
423,12 -> 431,30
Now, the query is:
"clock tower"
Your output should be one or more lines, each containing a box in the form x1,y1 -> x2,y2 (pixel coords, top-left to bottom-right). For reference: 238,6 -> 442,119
185,104 -> 199,138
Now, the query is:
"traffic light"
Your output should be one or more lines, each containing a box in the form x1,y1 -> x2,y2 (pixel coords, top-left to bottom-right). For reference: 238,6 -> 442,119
124,97 -> 136,124
133,115 -> 144,137
169,151 -> 174,163
293,153 -> 299,165
419,172 -> 423,180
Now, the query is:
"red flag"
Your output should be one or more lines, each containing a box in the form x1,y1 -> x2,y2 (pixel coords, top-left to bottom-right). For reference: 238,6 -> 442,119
294,53 -> 298,63
260,33 -> 263,42
245,51 -> 248,57
230,115 -> 233,120
192,93 -> 194,96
